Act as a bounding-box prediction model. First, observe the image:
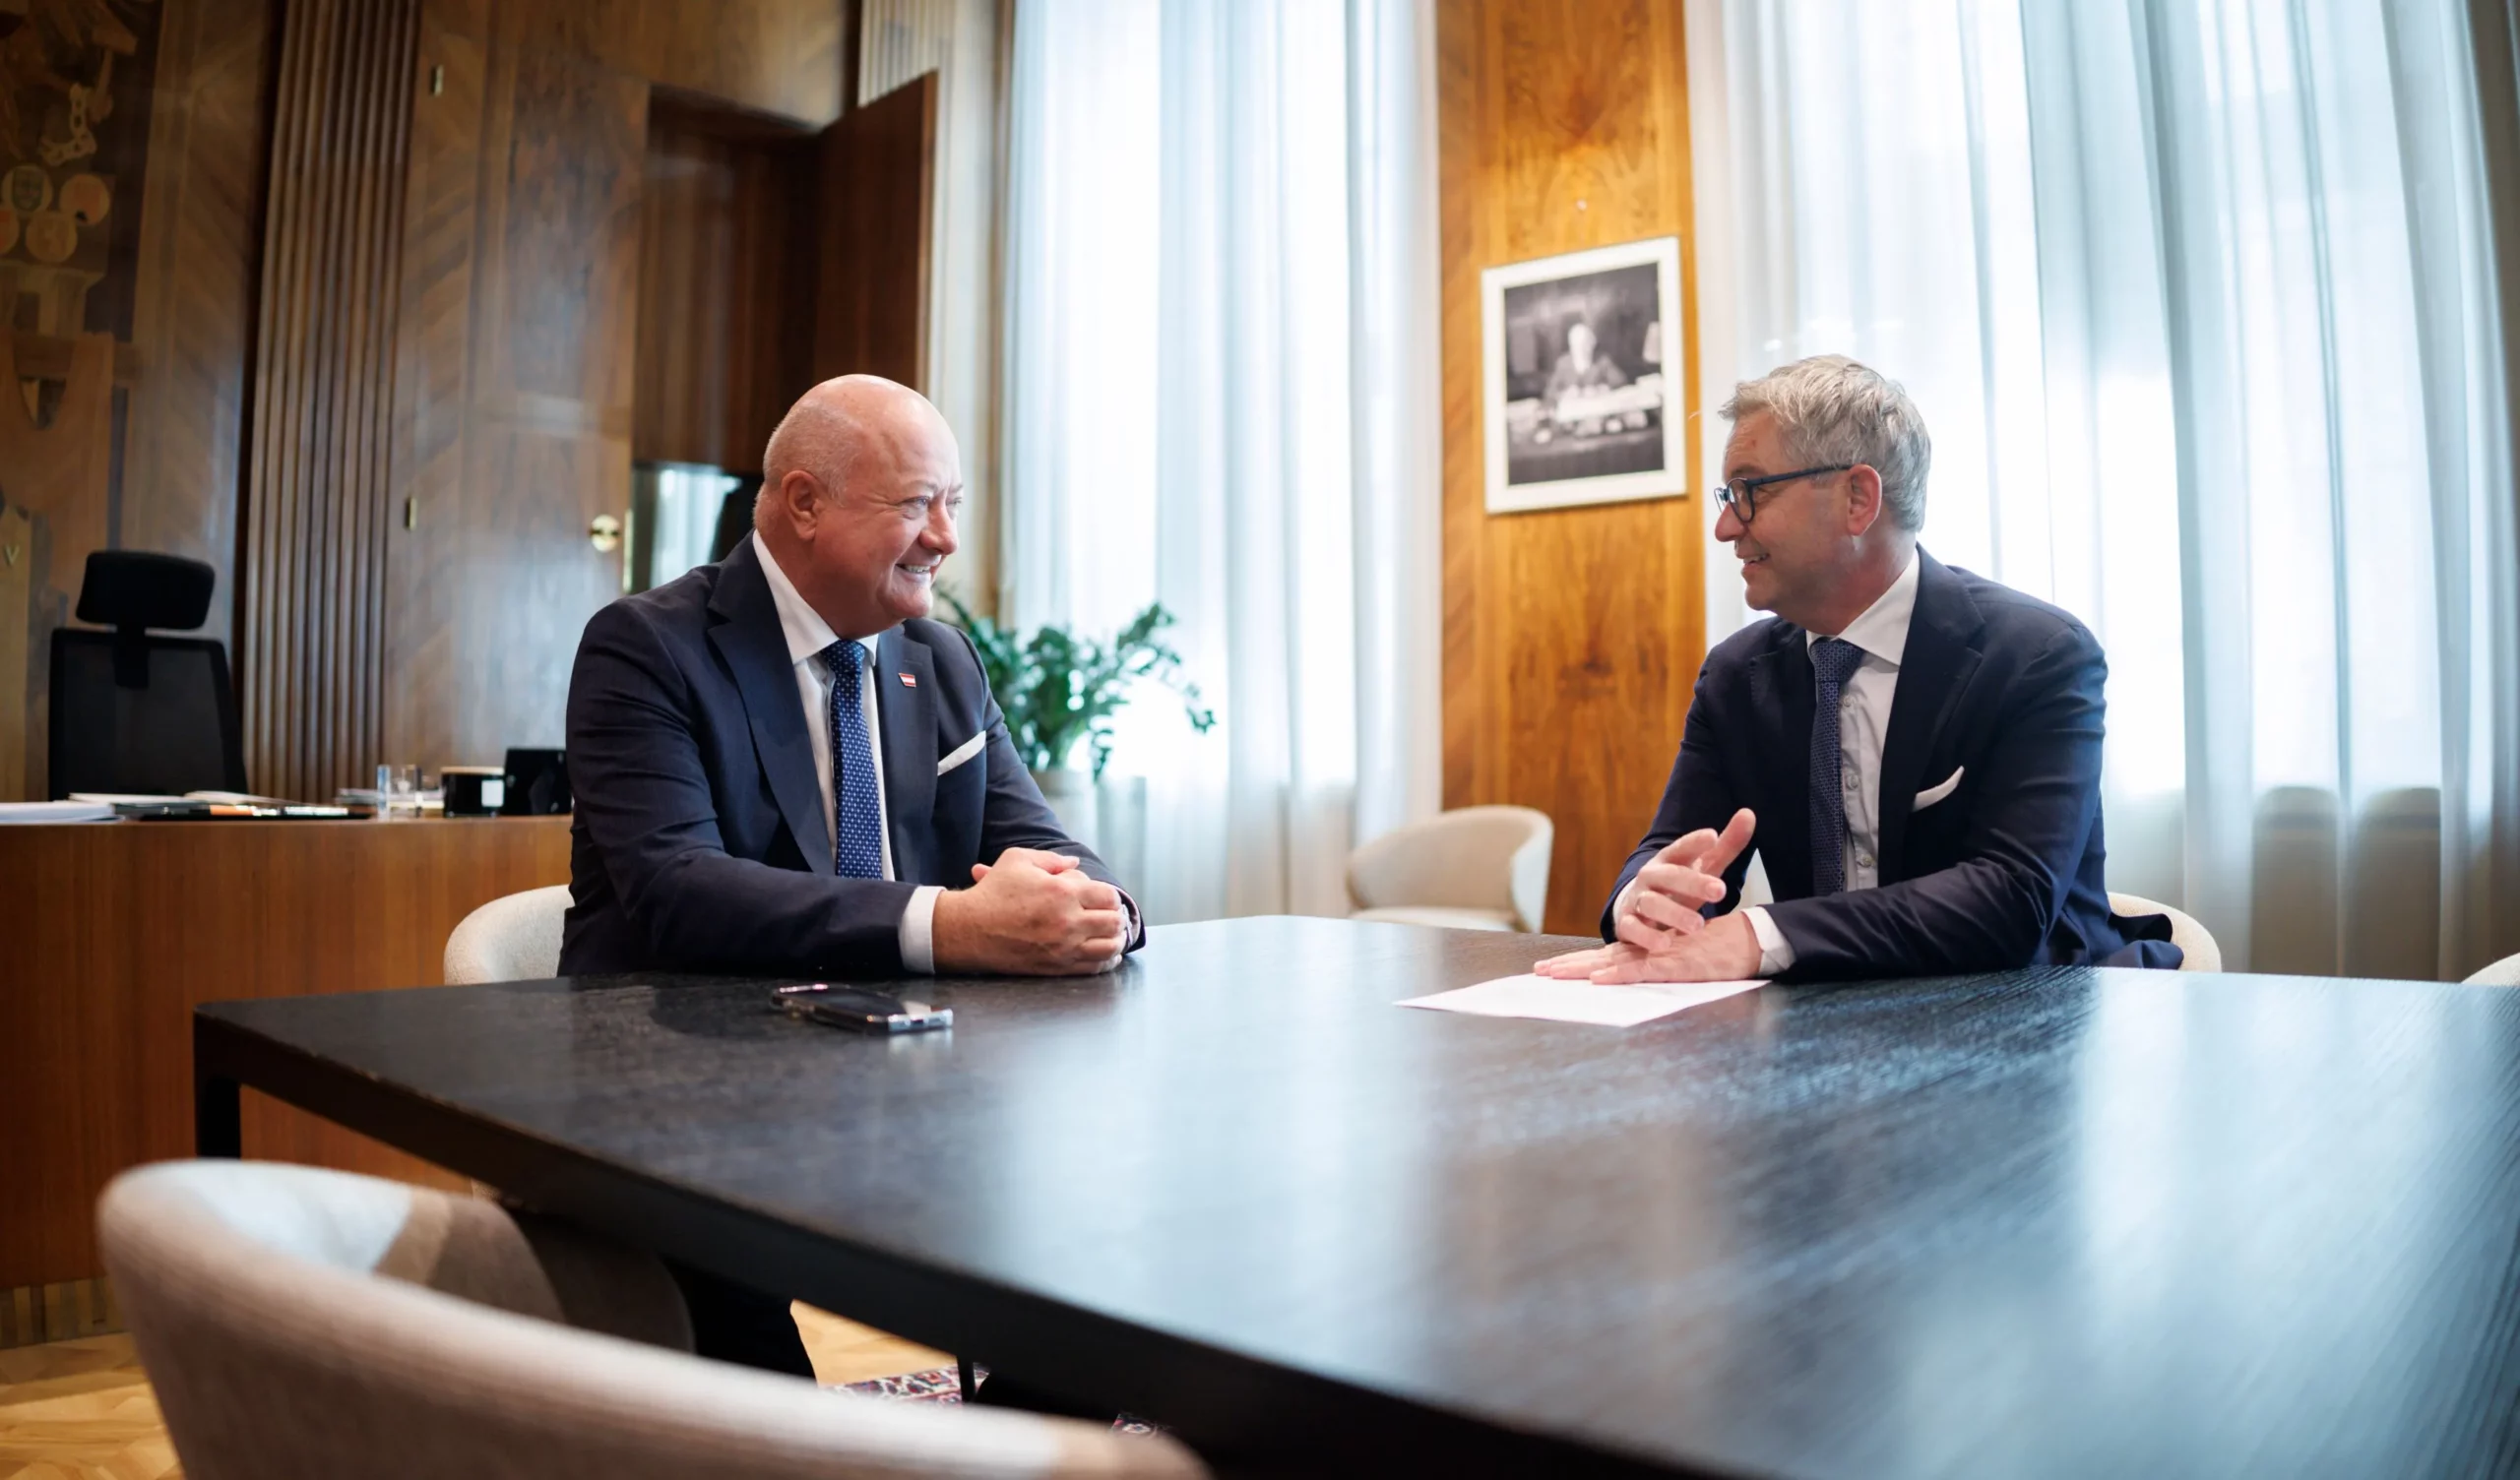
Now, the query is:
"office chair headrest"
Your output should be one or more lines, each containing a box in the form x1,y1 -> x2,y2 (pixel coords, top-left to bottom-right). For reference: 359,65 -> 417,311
77,551 -> 216,633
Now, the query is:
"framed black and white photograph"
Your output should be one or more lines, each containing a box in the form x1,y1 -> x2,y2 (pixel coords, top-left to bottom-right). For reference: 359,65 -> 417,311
1481,236 -> 1687,514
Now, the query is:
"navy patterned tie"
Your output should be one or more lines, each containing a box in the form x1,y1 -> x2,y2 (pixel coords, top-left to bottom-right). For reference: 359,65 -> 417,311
1808,638 -> 1864,896
822,641 -> 885,878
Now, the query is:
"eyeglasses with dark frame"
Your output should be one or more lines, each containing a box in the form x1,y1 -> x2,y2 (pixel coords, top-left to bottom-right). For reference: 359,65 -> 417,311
1713,463 -> 1855,524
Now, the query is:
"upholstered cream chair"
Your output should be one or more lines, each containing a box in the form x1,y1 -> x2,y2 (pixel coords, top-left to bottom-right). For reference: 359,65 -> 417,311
2109,893 -> 2222,973
2463,953 -> 2520,986
99,1161 -> 1206,1480
1348,806 -> 1553,933
444,884 -> 573,983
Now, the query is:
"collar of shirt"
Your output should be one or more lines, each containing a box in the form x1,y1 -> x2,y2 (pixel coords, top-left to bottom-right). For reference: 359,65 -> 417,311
751,531 -> 876,669
1804,550 -> 1921,668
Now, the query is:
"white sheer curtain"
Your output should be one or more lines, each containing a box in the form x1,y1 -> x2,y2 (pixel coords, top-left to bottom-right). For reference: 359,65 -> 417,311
1706,0 -> 2520,976
1001,0 -> 1442,922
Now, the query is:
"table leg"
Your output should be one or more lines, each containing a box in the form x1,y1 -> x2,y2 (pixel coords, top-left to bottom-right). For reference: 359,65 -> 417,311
195,1070 -> 241,1157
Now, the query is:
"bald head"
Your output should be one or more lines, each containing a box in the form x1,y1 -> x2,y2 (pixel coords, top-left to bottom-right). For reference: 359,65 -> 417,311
757,376 -> 953,525
752,375 -> 964,638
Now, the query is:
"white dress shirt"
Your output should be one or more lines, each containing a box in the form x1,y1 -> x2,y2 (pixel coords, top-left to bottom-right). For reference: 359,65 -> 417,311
752,533 -> 944,972
1618,553 -> 1920,975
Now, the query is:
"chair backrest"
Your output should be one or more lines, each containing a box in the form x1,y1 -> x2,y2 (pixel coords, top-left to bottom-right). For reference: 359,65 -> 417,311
1348,806 -> 1554,932
48,549 -> 244,799
99,1161 -> 1207,1480
2463,953 -> 2520,986
48,630 -> 246,798
445,885 -> 574,984
2109,892 -> 2222,972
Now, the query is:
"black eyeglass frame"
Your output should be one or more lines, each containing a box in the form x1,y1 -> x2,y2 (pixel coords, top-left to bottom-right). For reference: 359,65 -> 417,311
1713,462 -> 1856,524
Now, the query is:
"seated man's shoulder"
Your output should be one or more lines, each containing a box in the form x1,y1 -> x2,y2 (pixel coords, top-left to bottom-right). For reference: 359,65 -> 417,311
900,614 -> 978,661
1702,614 -> 1796,675
1942,562 -> 2101,660
585,564 -> 719,643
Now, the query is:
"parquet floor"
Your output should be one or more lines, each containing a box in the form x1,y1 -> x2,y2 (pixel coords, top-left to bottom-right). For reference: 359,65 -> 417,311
0,1307 -> 949,1479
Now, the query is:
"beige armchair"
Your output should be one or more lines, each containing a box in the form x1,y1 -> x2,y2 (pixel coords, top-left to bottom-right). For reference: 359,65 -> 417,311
2109,892 -> 2222,972
444,884 -> 573,984
2463,953 -> 2520,986
99,1160 -> 1206,1480
1348,805 -> 1553,932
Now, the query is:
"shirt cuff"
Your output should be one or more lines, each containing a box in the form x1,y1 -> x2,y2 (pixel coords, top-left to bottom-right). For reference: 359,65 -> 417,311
900,885 -> 944,973
1098,888 -> 1142,972
1742,905 -> 1796,974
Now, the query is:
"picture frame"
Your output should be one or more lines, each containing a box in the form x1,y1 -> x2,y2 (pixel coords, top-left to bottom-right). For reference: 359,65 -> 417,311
1480,236 -> 1688,515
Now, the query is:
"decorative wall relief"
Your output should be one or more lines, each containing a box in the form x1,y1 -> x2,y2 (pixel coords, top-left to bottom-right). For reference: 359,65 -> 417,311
0,0 -> 161,798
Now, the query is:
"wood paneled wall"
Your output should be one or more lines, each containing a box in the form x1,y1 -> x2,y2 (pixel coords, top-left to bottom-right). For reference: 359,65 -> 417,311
0,0 -> 276,800
237,0 -> 422,801
1437,1 -> 1706,935
380,0 -> 652,771
0,0 -> 854,802
633,106 -> 817,471
511,0 -> 848,128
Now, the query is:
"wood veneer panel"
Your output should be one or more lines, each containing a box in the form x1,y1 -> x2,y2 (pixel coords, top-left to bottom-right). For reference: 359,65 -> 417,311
236,0 -> 422,801
0,817 -> 572,1288
813,69 -> 934,391
381,2 -> 649,771
510,0 -> 846,128
1436,1 -> 1704,934
118,0 -> 281,663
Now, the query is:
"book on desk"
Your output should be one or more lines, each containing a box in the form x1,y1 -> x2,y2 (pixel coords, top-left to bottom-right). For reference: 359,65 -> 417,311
0,791 -> 372,821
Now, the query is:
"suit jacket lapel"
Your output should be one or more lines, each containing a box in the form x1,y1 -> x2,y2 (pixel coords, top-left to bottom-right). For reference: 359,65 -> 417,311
707,539 -> 832,872
875,629 -> 938,885
1876,551 -> 1984,882
1747,627 -> 1817,898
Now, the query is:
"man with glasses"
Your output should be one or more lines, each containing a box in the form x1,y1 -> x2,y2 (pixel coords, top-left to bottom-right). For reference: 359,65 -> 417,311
1539,354 -> 2180,984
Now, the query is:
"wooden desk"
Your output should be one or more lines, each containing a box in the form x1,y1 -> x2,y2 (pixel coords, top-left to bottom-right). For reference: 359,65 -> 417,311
2,817 -> 570,1289
190,917 -> 2520,1477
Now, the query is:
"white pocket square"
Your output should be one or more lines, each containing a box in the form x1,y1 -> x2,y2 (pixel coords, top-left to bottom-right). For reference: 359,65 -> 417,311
937,733 -> 985,776
1914,767 -> 1964,811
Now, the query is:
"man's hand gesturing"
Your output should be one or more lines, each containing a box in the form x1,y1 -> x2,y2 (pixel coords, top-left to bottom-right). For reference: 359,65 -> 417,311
1611,808 -> 1756,952
932,849 -> 1129,976
1531,808 -> 1763,986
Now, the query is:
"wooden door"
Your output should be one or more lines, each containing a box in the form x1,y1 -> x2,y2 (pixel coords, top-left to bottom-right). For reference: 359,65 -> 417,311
813,71 -> 935,391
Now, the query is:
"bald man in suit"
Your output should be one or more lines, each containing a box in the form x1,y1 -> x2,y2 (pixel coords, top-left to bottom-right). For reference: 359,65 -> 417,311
563,376 -> 1142,1384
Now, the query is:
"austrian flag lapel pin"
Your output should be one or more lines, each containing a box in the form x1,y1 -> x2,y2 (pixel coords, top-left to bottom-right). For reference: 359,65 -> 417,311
899,673 -> 917,688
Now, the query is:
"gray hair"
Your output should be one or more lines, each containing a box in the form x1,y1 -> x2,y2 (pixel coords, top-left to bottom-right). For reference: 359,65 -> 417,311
1720,355 -> 1932,531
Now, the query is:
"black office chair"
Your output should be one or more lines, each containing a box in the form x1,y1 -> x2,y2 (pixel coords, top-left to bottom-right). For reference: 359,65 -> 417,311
48,551 -> 247,798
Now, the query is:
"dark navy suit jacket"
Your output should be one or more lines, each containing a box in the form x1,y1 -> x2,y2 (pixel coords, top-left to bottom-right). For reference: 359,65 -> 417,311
1604,551 -> 2179,978
560,536 -> 1140,976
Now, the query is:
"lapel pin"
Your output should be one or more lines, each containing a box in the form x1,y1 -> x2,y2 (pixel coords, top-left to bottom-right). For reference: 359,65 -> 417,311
899,673 -> 917,687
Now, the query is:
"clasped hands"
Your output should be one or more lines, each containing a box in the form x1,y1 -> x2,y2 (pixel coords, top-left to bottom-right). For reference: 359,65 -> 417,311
1535,808 -> 1766,984
931,847 -> 1129,975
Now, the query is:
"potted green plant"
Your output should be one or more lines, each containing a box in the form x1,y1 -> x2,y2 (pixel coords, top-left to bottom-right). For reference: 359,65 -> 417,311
940,591 -> 1216,845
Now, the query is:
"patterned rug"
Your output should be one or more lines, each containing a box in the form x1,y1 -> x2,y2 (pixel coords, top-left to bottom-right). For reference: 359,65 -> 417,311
842,1366 -> 968,1403
840,1367 -> 1163,1435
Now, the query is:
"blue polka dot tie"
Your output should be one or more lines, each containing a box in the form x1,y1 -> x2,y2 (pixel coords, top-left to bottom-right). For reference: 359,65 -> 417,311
1808,638 -> 1863,896
822,641 -> 885,878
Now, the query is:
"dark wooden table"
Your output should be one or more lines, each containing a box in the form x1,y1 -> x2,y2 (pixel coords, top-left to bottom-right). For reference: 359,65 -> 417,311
193,916 -> 2520,1477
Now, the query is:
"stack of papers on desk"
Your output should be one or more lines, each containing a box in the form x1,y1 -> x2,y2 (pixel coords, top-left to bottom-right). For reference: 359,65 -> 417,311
66,791 -> 356,819
1399,973 -> 1767,1027
0,800 -> 118,824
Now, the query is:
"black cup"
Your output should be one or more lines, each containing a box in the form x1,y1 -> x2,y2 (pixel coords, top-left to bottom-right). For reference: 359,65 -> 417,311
442,766 -> 506,817
501,748 -> 571,815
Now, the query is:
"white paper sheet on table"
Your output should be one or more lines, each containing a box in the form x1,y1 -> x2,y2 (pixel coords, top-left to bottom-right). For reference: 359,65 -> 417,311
1397,973 -> 1767,1027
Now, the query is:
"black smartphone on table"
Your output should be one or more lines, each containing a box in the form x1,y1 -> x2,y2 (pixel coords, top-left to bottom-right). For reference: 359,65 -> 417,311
771,982 -> 952,1034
